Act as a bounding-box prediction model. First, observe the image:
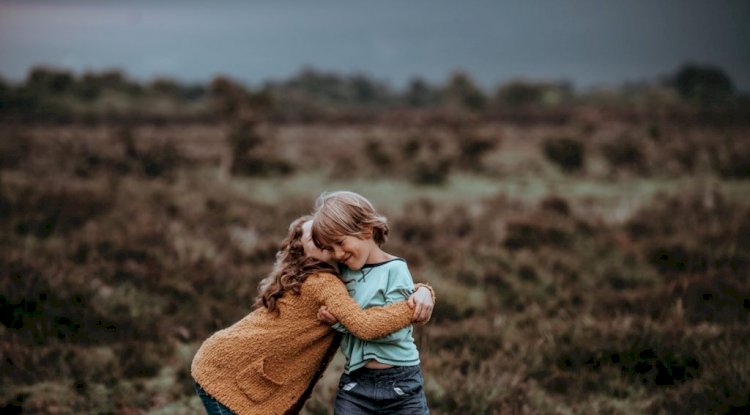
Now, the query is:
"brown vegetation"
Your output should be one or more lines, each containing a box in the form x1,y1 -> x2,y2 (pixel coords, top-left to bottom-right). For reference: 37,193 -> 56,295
1,67 -> 749,414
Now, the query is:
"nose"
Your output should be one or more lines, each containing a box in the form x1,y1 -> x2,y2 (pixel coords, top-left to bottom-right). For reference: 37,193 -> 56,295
332,245 -> 345,260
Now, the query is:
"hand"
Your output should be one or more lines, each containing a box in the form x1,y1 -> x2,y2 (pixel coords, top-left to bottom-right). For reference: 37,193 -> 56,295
408,286 -> 434,324
317,306 -> 339,326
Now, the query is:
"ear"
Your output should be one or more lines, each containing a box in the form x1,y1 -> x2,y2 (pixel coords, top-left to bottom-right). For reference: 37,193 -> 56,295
360,228 -> 374,240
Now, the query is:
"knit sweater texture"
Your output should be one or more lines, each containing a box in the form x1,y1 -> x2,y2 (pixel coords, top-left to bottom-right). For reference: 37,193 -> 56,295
190,272 -> 414,415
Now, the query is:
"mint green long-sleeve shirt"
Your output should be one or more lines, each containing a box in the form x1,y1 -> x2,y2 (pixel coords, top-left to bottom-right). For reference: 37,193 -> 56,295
332,258 -> 420,374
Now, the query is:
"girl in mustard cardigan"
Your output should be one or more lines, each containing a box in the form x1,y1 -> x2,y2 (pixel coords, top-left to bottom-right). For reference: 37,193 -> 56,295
191,215 -> 435,415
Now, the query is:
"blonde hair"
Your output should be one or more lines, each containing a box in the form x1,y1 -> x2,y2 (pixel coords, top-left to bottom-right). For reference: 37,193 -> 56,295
312,191 -> 389,248
253,215 -> 339,312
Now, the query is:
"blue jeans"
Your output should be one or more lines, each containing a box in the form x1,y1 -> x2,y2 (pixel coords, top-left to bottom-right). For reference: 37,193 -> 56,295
334,365 -> 429,415
194,380 -> 236,415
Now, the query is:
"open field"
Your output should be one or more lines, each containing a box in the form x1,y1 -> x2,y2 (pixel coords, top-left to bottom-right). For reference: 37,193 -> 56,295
2,86 -> 750,415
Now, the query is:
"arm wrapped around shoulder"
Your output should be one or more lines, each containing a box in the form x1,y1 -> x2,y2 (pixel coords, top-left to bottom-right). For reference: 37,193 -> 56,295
305,273 -> 413,341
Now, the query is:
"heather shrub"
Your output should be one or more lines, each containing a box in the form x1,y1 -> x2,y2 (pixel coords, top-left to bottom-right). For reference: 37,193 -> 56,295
228,118 -> 293,176
456,131 -> 499,171
0,129 -> 32,169
0,179 -> 114,238
532,320 -> 705,402
135,139 -> 183,178
363,137 -> 393,169
540,195 -> 571,216
402,135 -> 453,185
503,213 -> 573,251
709,133 -> 750,179
626,190 -> 750,278
651,334 -> 750,414
601,133 -> 647,175
542,137 -> 585,172
2,90 -> 749,414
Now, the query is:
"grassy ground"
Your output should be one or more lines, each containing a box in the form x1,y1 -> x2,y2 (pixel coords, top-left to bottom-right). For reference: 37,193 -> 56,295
1,117 -> 749,414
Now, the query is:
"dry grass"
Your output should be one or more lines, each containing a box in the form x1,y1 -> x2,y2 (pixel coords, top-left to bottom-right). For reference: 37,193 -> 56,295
1,113 -> 749,414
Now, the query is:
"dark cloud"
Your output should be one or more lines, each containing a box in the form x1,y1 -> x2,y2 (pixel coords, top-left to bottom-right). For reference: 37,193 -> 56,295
1,0 -> 748,89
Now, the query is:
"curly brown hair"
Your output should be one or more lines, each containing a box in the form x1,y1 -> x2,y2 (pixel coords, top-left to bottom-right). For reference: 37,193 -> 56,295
253,215 -> 339,313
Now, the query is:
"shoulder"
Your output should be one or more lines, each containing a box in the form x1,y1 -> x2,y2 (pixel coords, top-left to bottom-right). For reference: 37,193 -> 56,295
385,258 -> 411,274
302,272 -> 347,301
383,259 -> 414,286
304,272 -> 344,289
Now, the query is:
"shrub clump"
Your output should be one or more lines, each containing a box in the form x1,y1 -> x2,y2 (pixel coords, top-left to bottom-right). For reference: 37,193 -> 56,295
504,213 -> 573,251
0,180 -> 114,238
402,135 -> 453,185
542,137 -> 585,172
601,134 -> 648,175
228,118 -> 293,176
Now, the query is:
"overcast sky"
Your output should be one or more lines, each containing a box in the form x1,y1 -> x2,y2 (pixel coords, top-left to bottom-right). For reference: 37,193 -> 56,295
1,0 -> 748,91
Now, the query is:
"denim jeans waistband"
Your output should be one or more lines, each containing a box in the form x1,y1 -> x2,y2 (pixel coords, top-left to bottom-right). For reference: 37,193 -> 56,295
347,365 -> 421,383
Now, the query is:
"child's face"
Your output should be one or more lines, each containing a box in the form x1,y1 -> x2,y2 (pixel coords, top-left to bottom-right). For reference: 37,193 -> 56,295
325,232 -> 374,271
302,220 -> 333,263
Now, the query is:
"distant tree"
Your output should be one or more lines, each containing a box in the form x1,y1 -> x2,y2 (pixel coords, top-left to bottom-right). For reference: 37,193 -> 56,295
669,64 -> 734,107
77,69 -> 137,100
150,78 -> 182,97
0,76 -> 9,109
349,74 -> 393,105
26,66 -> 76,94
495,81 -> 544,108
404,77 -> 438,107
281,68 -> 393,107
148,78 -> 206,101
494,80 -> 572,108
441,71 -> 487,111
289,68 -> 347,103
209,75 -> 248,118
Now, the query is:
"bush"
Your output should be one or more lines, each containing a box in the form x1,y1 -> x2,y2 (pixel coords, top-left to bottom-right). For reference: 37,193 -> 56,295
402,136 -> 452,185
0,130 -> 32,170
709,134 -> 750,179
601,134 -> 647,174
542,137 -> 585,172
457,132 -> 499,171
138,140 -> 183,178
669,63 -> 735,107
532,321 -> 705,402
363,138 -> 393,169
626,190 -> 750,278
651,335 -> 750,414
0,180 -> 114,238
228,118 -> 293,176
504,214 -> 573,250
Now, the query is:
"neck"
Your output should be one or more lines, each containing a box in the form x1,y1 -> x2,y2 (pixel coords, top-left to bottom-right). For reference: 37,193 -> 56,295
366,246 -> 393,264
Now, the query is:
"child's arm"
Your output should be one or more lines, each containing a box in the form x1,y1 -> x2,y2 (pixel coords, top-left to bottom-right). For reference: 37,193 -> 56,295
328,263 -> 433,343
304,273 -> 413,341
320,284 -> 435,333
361,262 -> 420,342
410,283 -> 436,324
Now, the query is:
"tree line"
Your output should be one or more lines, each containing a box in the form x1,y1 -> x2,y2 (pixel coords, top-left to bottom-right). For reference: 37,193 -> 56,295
0,63 -> 743,122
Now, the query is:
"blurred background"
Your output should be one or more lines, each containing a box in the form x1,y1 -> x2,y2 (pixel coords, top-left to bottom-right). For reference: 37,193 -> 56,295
1,1 -> 749,414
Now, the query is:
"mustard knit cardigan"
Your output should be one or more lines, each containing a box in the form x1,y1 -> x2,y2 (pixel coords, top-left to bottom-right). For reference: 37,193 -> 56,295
191,272 -> 415,415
